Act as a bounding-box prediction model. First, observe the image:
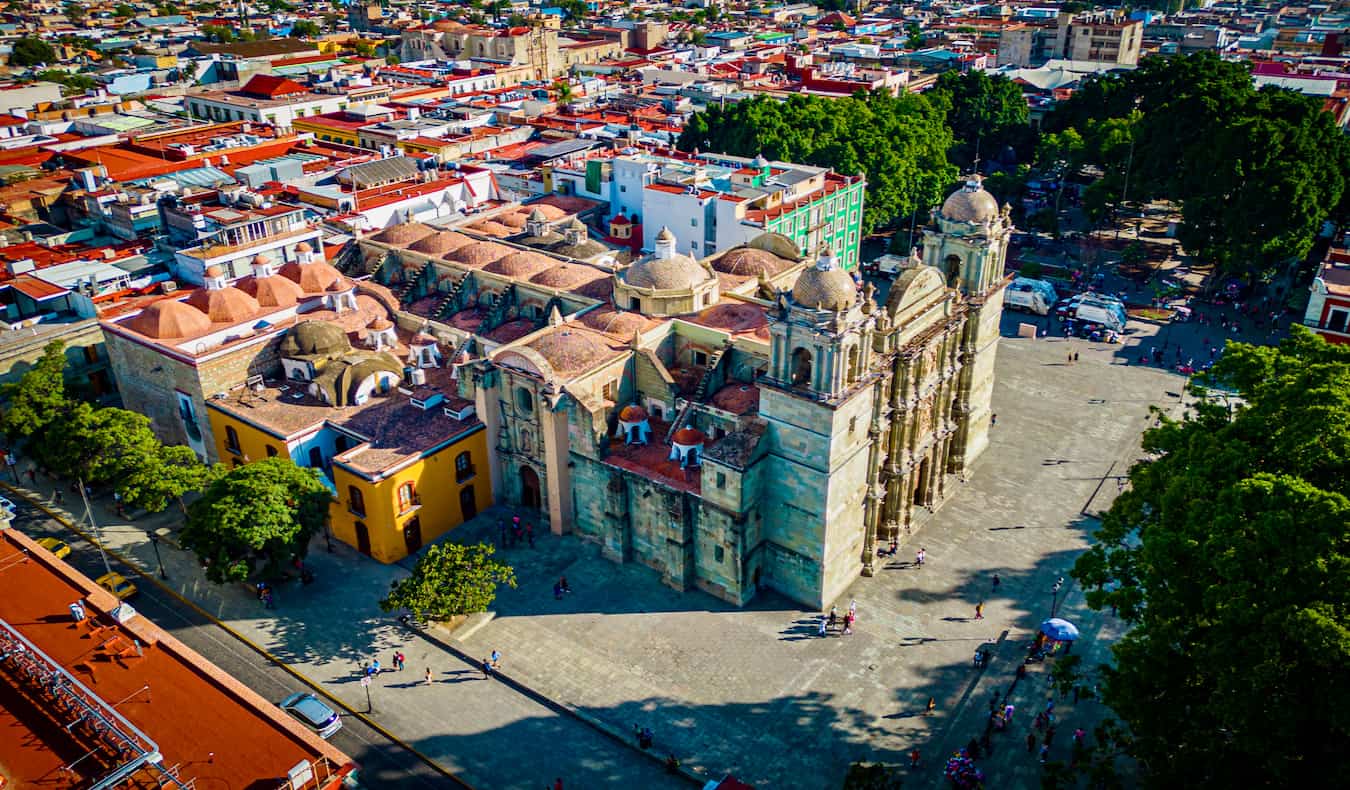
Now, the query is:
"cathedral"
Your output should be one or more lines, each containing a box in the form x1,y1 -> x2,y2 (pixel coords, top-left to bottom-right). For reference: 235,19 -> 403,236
347,178 -> 1011,608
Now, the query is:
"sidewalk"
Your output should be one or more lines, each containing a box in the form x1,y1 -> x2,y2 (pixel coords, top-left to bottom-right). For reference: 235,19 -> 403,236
2,474 -> 687,790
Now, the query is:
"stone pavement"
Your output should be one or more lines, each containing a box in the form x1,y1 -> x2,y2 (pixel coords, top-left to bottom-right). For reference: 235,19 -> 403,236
444,318 -> 1198,790
2,477 -> 686,790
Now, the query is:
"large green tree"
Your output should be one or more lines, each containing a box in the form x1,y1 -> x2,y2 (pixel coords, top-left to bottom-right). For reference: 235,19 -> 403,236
117,444 -> 215,514
0,340 -> 69,444
10,37 -> 56,67
1044,53 -> 1349,279
380,542 -> 516,622
677,92 -> 955,235
1072,327 -> 1350,786
42,404 -> 162,486
182,458 -> 330,583
927,69 -> 1032,170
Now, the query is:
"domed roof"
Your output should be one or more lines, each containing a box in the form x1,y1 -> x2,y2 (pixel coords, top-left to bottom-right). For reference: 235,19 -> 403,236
445,241 -> 512,268
498,212 -> 528,229
239,273 -> 304,308
185,284 -> 261,324
714,247 -> 795,277
527,328 -> 615,375
279,259 -> 344,294
940,179 -> 1000,224
483,250 -> 556,278
280,320 -> 352,358
125,299 -> 212,339
624,252 -> 710,291
371,222 -> 436,247
205,264 -> 225,278
673,427 -> 705,446
526,203 -> 568,221
791,249 -> 857,311
579,308 -> 653,337
552,239 -> 610,260
467,220 -> 515,238
530,263 -> 608,291
408,230 -> 473,256
528,207 -> 548,223
618,404 -> 648,422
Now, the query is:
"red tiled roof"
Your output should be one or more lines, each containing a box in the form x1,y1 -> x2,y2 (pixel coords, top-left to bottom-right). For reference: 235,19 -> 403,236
240,74 -> 310,98
9,274 -> 68,300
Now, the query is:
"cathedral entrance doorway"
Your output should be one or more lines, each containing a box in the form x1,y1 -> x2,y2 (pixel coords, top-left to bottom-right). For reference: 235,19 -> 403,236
914,457 -> 931,505
520,465 -> 541,510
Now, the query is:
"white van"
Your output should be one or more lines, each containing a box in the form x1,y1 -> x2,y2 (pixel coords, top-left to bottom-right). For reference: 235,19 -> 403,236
1070,296 -> 1128,332
1005,277 -> 1058,315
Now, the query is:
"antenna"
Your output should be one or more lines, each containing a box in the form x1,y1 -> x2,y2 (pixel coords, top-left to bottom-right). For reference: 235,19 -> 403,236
972,136 -> 982,176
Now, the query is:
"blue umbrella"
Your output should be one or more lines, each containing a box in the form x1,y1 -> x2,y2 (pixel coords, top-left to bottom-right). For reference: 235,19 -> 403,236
1040,618 -> 1080,641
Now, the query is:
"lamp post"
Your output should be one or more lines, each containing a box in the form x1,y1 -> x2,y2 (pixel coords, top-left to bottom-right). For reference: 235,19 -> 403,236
360,673 -> 373,713
1050,576 -> 1065,618
148,530 -> 167,580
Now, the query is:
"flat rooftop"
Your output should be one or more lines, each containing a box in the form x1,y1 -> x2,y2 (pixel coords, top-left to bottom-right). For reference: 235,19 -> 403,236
0,528 -> 354,789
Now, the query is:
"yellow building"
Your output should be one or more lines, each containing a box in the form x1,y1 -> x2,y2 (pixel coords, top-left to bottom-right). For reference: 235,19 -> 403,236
204,320 -> 492,563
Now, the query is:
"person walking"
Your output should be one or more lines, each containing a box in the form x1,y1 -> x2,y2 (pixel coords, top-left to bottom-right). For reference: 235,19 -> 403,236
817,614 -> 828,637
843,610 -> 854,635
974,601 -> 984,620
481,657 -> 494,679
69,600 -> 86,623
926,697 -> 936,716
909,748 -> 921,769
848,598 -> 857,617
828,605 -> 838,630
394,651 -> 405,671
370,658 -> 381,675
915,548 -> 925,567
1039,744 -> 1049,764
425,667 -> 434,685
992,573 -> 1001,591
490,650 -> 501,669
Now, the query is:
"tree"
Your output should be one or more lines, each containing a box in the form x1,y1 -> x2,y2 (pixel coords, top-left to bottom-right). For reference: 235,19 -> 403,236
557,0 -> 586,20
63,2 -> 86,22
380,542 -> 516,622
289,19 -> 321,38
202,24 -> 235,43
42,404 -> 165,487
36,69 -> 97,95
677,92 -> 956,235
0,340 -> 68,444
118,444 -> 214,514
927,69 -> 1031,170
182,458 -> 330,584
113,3 -> 136,16
1072,328 -> 1350,787
10,37 -> 56,67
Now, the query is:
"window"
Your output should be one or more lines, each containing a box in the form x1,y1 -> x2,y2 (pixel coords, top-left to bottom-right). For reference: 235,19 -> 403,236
602,380 -> 617,402
455,451 -> 475,482
515,387 -> 534,415
1329,308 -> 1349,334
266,445 -> 278,458
397,482 -> 418,513
349,485 -> 365,516
83,345 -> 99,363
620,185 -> 627,192
693,350 -> 709,367
225,426 -> 241,455
716,472 -> 726,489
714,545 -> 725,563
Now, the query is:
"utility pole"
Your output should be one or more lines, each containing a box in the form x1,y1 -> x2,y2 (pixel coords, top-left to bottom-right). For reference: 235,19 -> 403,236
78,477 -> 113,579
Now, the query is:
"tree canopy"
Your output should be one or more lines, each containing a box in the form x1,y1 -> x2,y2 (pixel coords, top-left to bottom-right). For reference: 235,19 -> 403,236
1072,327 -> 1350,786
1045,53 -> 1349,279
10,37 -> 56,67
289,19 -> 321,38
182,458 -> 330,584
927,69 -> 1032,171
380,542 -> 516,622
677,92 -> 956,235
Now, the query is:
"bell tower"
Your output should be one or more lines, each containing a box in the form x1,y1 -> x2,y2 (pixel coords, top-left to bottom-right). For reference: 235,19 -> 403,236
922,178 -> 1012,472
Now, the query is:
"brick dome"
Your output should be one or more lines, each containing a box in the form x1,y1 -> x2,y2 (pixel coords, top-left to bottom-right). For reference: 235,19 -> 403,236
527,328 -> 613,375
124,299 -> 212,339
185,284 -> 261,324
279,259 -> 343,294
371,222 -> 436,247
239,273 -> 304,308
618,404 -> 648,421
408,230 -> 473,256
672,427 -> 705,446
483,251 -> 556,279
445,241 -> 512,268
714,247 -> 795,277
529,263 -> 608,291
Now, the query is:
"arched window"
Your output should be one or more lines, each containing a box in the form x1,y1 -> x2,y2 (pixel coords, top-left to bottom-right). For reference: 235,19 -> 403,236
945,254 -> 963,289
397,482 -> 417,512
455,451 -> 474,482
791,347 -> 813,387
349,485 -> 365,516
225,425 -> 241,454
516,387 -> 534,415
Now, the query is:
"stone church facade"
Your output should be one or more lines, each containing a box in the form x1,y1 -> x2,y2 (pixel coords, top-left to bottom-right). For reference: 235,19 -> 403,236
348,179 -> 1011,609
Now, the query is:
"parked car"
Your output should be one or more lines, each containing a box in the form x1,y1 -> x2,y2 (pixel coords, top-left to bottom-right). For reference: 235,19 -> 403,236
36,537 -> 71,559
0,497 -> 16,516
96,572 -> 137,600
279,692 -> 343,739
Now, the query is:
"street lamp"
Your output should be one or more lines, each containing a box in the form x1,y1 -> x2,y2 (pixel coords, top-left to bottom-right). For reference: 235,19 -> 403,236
1051,576 -> 1065,618
360,673 -> 373,714
148,530 -> 167,580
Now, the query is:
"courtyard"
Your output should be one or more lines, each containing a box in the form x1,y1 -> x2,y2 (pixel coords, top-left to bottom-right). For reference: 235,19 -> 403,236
446,309 -> 1195,789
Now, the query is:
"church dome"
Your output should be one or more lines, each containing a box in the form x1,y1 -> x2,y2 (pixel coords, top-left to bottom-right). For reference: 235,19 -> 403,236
714,247 -> 795,277
239,273 -> 304,308
280,320 -> 352,358
185,283 -> 261,324
672,427 -> 705,446
527,329 -> 612,375
618,404 -> 648,422
791,248 -> 856,311
125,299 -> 212,339
530,263 -> 608,291
279,259 -> 344,294
408,230 -> 473,256
371,222 -> 436,247
623,227 -> 710,290
445,241 -> 512,268
483,251 -> 556,279
940,178 -> 1000,224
